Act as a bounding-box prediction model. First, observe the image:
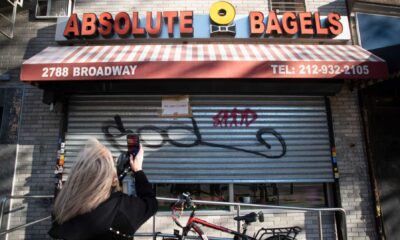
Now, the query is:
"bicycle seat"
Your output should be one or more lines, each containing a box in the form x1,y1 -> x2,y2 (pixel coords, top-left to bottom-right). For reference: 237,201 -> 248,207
233,212 -> 257,223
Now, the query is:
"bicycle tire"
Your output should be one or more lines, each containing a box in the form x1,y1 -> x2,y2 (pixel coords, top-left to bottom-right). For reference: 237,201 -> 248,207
263,235 -> 294,240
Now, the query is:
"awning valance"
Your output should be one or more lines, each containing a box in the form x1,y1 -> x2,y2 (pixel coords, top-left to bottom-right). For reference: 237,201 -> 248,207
20,44 -> 388,81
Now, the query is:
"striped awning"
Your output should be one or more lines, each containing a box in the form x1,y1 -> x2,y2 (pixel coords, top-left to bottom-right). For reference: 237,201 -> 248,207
20,44 -> 388,81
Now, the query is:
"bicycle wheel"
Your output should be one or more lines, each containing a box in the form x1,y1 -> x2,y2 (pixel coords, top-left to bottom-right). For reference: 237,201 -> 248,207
264,235 -> 293,240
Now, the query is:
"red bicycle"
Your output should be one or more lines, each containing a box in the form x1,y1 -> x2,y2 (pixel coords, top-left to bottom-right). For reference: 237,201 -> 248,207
169,193 -> 301,240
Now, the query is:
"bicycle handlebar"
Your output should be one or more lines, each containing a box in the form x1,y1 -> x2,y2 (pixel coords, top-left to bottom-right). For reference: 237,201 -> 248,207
178,192 -> 194,208
171,193 -> 196,228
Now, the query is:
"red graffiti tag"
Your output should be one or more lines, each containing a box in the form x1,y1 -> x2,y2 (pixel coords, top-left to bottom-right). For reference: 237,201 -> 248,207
213,108 -> 258,128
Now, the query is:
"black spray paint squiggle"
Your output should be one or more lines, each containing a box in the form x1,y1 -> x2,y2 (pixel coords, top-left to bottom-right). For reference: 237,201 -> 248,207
102,115 -> 286,158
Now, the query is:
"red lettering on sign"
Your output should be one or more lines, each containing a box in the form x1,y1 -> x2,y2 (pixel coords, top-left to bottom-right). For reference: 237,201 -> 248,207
81,13 -> 98,37
63,13 -> 80,38
213,108 -> 258,128
146,11 -> 162,37
298,12 -> 314,36
327,12 -> 343,35
163,11 -> 178,37
62,10 -> 344,40
180,11 -> 194,37
249,11 -> 342,38
313,12 -> 328,36
282,12 -> 298,36
98,12 -> 113,38
265,12 -> 282,36
132,12 -> 146,37
114,12 -> 131,37
249,11 -> 265,37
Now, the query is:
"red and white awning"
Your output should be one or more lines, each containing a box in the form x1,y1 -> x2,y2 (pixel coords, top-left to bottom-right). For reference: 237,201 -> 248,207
20,44 -> 388,81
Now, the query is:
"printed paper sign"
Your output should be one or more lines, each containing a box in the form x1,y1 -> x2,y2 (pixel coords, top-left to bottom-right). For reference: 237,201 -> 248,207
161,96 -> 191,117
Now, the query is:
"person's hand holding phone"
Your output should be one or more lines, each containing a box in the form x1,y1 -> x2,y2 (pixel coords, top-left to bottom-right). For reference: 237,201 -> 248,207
130,144 -> 143,172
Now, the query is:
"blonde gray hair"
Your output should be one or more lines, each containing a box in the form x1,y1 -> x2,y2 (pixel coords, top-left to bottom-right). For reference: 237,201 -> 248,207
53,138 -> 116,224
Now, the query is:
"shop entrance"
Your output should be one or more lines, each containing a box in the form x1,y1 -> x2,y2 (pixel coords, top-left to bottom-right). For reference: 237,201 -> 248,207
361,79 -> 400,239
62,94 -> 335,209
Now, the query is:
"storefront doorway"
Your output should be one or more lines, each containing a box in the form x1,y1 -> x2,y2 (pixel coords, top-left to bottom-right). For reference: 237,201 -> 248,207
360,79 -> 400,239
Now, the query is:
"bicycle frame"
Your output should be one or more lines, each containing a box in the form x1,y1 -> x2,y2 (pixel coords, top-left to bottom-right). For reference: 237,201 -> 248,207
179,208 -> 256,240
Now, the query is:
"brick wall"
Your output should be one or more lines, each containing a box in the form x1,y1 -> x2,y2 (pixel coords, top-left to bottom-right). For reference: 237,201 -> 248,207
0,3 -> 57,88
0,1 -> 59,240
74,0 -> 266,15
6,86 -> 62,240
74,0 -> 348,16
329,81 -> 377,239
306,0 -> 347,15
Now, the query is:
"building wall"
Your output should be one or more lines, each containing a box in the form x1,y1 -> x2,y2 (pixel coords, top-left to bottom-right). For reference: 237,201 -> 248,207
5,86 -> 62,240
329,82 -> 377,239
73,0 -> 347,16
0,0 -> 377,239
0,4 -> 57,87
0,88 -> 23,237
0,2 -> 59,240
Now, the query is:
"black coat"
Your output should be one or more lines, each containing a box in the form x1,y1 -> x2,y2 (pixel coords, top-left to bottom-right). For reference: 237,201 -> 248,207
48,171 -> 158,240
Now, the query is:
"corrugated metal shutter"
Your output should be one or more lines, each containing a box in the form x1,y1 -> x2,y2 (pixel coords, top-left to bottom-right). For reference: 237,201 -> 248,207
64,95 -> 333,183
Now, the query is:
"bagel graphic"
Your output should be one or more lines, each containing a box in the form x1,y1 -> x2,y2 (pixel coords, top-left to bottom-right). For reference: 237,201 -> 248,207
209,1 -> 236,37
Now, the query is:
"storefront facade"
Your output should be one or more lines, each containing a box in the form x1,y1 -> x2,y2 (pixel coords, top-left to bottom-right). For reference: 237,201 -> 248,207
0,0 -> 388,239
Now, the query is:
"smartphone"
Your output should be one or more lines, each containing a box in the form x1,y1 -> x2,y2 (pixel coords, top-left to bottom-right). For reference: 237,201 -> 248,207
127,134 -> 140,157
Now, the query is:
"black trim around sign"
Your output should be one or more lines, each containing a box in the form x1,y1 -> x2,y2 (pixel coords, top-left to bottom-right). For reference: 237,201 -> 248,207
37,79 -> 344,103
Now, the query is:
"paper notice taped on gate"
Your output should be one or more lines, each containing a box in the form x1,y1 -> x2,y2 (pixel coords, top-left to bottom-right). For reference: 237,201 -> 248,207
161,95 -> 191,117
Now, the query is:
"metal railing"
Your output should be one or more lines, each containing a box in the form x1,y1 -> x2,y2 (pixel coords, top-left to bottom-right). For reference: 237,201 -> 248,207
0,195 -> 347,239
0,195 -> 53,236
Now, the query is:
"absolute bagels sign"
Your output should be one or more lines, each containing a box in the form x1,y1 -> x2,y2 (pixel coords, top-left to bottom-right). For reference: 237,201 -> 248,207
56,1 -> 350,42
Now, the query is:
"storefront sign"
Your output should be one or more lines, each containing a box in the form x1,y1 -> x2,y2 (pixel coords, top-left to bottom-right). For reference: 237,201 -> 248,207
249,12 -> 342,37
20,44 -> 388,81
55,1 -> 350,42
63,11 -> 194,39
21,60 -> 387,81
69,65 -> 138,78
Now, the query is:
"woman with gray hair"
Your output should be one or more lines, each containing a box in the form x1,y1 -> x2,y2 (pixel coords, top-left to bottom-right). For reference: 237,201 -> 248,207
48,139 -> 158,240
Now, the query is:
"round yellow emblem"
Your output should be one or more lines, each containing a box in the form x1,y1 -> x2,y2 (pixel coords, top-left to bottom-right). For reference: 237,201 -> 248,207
209,1 -> 236,25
